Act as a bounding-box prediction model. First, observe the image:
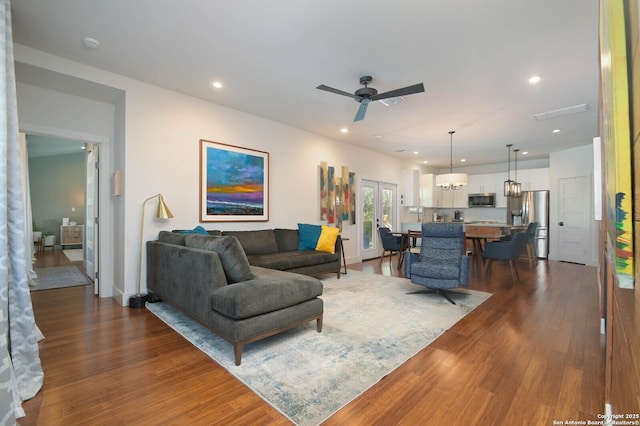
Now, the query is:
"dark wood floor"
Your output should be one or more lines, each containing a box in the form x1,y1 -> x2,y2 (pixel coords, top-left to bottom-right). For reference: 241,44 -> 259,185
20,250 -> 605,425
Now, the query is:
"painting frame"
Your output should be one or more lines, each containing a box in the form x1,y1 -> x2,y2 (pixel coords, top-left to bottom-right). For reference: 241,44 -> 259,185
199,139 -> 269,222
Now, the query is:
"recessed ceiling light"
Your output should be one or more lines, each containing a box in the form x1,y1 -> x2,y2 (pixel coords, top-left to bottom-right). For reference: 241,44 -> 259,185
211,81 -> 223,89
460,159 -> 466,162
552,129 -> 561,133
423,160 -> 428,164
528,75 -> 541,84
522,151 -> 528,155
82,37 -> 101,49
413,151 -> 419,155
340,128 -> 349,134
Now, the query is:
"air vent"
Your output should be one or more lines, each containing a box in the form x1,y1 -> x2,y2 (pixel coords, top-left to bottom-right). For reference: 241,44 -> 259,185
533,103 -> 589,121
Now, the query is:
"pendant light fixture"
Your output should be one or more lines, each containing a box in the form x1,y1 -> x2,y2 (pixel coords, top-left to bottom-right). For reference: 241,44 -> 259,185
503,144 -> 515,197
435,130 -> 468,191
512,148 -> 522,197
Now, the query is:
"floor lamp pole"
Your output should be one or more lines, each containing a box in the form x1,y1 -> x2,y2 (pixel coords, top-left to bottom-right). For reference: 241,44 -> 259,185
130,193 -> 173,308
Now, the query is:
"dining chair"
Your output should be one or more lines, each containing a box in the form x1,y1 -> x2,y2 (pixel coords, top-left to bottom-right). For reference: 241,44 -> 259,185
482,231 -> 528,283
378,227 -> 403,266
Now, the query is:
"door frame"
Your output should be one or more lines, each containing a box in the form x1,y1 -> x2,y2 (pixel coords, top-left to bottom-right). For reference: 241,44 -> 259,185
21,123 -> 112,298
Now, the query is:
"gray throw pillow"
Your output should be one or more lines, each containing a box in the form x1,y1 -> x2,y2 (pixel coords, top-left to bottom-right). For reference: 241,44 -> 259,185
158,231 -> 187,246
184,234 -> 255,283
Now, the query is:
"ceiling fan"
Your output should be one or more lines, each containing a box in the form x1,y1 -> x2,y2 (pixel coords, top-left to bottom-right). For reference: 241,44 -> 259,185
316,76 -> 425,122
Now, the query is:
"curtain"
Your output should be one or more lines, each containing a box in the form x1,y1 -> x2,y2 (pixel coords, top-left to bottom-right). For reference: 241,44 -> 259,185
0,0 -> 44,421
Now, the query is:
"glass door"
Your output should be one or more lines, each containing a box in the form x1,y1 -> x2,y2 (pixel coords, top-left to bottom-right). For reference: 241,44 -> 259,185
362,179 -> 398,260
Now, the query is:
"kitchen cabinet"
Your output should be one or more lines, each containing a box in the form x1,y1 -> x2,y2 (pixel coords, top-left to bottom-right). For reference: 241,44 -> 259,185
401,169 -> 420,206
419,173 -> 436,207
516,168 -> 550,191
468,173 -> 496,193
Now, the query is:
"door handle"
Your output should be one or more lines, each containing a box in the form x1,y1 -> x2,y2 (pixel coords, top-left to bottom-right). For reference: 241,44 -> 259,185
558,221 -> 564,226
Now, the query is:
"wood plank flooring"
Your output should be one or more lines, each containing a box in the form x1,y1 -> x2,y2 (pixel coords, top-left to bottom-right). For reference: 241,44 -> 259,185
20,251 -> 605,425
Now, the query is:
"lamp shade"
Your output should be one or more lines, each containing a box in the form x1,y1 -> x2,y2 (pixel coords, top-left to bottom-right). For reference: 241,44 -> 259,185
436,172 -> 468,191
436,173 -> 468,188
156,195 -> 174,219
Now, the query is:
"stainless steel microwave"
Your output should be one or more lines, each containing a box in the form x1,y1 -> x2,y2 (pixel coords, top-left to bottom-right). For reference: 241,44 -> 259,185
468,193 -> 496,208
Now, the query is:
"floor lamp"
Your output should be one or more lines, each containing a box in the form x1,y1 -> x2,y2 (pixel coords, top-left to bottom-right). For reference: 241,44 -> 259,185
129,193 -> 174,308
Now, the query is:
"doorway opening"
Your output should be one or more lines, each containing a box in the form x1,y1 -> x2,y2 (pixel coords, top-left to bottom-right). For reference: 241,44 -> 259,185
26,134 -> 99,292
361,179 -> 398,260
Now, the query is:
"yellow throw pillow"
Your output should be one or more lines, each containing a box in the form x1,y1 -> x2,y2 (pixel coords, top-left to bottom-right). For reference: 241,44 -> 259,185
316,225 -> 340,254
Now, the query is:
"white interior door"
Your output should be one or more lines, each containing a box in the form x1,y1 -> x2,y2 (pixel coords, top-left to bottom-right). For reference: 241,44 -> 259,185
85,144 -> 99,293
361,179 -> 398,260
557,176 -> 588,264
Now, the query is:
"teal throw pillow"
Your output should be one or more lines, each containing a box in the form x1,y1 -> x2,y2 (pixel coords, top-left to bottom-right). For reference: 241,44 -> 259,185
297,223 -> 322,250
180,225 -> 209,235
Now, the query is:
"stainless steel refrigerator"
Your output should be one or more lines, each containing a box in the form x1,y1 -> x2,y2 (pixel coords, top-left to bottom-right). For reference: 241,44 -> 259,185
506,190 -> 549,258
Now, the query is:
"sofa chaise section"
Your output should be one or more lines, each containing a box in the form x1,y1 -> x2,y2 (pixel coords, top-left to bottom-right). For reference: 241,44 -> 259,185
146,232 -> 324,365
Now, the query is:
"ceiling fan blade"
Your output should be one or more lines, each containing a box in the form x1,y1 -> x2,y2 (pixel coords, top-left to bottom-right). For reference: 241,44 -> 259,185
370,83 -> 425,101
354,99 -> 371,122
316,84 -> 361,100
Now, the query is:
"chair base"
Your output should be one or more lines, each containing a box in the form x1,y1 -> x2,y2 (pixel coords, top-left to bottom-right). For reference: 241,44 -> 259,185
407,288 -> 461,305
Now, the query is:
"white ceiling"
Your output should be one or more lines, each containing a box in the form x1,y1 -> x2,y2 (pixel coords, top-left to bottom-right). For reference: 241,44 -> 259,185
10,1 -> 600,169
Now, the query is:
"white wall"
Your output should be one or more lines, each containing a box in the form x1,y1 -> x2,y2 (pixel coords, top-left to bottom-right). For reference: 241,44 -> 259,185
15,44 -> 416,305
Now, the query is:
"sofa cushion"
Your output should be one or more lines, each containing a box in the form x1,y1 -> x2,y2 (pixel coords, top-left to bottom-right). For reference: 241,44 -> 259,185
247,250 -> 338,270
222,230 -> 278,256
211,268 -> 323,319
158,231 -> 187,246
297,223 -> 322,250
274,228 -> 299,252
316,225 -> 340,254
184,234 -> 255,283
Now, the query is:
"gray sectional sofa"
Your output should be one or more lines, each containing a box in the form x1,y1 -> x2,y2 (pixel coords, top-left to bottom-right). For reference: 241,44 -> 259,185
146,228 -> 341,365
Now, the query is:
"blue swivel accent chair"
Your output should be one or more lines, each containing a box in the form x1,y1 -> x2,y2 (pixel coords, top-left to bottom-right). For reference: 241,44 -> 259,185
482,231 -> 528,283
404,223 -> 471,304
378,227 -> 403,266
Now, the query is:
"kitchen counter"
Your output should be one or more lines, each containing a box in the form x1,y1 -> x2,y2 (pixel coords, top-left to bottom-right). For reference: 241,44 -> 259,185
463,221 -> 508,227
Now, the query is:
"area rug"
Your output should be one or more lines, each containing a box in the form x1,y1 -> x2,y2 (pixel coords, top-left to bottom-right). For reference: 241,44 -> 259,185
146,271 -> 491,425
32,265 -> 91,291
63,249 -> 83,262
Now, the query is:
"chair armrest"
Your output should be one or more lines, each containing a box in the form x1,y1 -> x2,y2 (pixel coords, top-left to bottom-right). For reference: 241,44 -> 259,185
460,254 -> 471,286
403,250 -> 420,278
